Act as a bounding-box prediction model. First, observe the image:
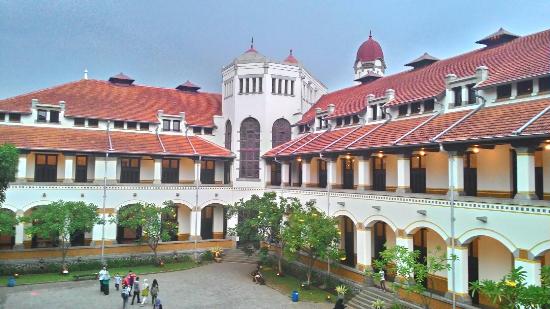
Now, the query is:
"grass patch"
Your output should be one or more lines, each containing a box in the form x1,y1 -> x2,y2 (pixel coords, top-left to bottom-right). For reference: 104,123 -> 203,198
262,266 -> 335,303
0,261 -> 199,286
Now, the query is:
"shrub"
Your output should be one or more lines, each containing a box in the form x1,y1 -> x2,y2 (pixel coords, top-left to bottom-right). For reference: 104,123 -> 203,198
200,250 -> 214,262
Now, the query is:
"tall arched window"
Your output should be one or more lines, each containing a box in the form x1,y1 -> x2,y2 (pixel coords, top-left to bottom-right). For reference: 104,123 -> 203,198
272,118 -> 291,148
225,120 -> 232,150
239,117 -> 260,179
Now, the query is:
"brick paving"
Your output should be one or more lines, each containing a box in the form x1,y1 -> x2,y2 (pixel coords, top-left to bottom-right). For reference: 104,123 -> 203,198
0,262 -> 332,309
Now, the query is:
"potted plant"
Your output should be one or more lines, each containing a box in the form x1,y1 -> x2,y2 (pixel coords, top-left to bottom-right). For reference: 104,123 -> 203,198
335,285 -> 348,300
211,247 -> 223,263
372,299 -> 385,309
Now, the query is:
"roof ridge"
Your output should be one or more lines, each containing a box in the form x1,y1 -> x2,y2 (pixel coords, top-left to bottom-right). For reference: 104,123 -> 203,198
273,133 -> 313,156
186,135 -> 198,155
345,121 -> 388,149
321,125 -> 364,152
0,79 -> 85,101
512,104 -> 550,135
393,113 -> 441,145
291,130 -> 332,154
431,103 -> 485,142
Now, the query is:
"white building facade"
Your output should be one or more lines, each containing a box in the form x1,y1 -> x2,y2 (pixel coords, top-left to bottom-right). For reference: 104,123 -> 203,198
1,28 -> 550,307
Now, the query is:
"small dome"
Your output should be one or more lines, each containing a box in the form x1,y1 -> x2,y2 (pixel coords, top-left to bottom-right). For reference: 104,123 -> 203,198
176,80 -> 200,92
356,32 -> 384,63
283,49 -> 299,65
108,73 -> 134,85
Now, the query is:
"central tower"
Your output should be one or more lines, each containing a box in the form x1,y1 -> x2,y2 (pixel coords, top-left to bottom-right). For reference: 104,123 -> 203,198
220,42 -> 327,187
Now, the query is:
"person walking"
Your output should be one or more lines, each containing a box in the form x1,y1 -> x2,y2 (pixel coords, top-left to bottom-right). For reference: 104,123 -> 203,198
98,266 -> 108,293
131,276 -> 141,305
379,269 -> 387,292
140,279 -> 149,306
121,284 -> 131,309
150,279 -> 159,306
102,267 -> 111,295
114,273 -> 122,291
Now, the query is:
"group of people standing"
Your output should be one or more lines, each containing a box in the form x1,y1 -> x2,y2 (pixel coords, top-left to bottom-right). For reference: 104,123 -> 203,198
98,267 -> 162,309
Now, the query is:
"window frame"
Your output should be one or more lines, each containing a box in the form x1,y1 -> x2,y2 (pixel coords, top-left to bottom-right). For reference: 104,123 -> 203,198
140,123 -> 149,131
539,76 -> 550,93
162,119 -> 171,131
8,113 -> 21,122
114,121 -> 124,129
74,118 -> 85,126
87,119 -> 99,127
423,99 -> 435,112
410,102 -> 421,114
453,86 -> 462,106
74,155 -> 88,183
37,109 -> 47,122
517,80 -> 533,96
49,110 -> 60,123
120,157 -> 141,183
496,84 -> 512,100
398,104 -> 408,116
161,158 -> 180,184
34,153 -> 58,182
172,120 -> 181,132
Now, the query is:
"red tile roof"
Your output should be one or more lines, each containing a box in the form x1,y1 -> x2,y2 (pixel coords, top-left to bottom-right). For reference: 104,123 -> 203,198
0,125 -> 232,157
298,29 -> 550,125
0,79 -> 221,127
436,99 -> 550,142
265,99 -> 550,158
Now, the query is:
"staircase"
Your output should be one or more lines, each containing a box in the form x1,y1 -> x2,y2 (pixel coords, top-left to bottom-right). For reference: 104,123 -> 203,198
222,249 -> 260,264
347,286 -> 423,309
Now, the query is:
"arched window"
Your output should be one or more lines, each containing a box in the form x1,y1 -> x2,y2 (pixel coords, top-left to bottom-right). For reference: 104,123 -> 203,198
239,117 -> 260,179
272,118 -> 291,148
225,120 -> 232,150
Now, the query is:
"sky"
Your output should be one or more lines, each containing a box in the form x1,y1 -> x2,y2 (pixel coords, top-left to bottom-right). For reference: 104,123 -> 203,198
1,0 -> 549,98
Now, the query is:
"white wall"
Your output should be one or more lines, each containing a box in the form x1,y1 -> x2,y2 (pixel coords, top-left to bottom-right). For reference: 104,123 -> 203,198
478,236 -> 513,281
543,150 -> 550,197
140,158 -> 154,182
386,155 -> 397,188
477,145 -> 512,193
426,229 -> 448,277
426,152 -> 448,191
180,158 -> 194,183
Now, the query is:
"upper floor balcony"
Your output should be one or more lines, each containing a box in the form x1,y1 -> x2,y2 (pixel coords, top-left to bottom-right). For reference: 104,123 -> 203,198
14,151 -> 232,186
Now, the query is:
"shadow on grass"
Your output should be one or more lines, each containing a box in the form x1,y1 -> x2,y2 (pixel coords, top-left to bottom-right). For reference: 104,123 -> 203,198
261,266 -> 336,303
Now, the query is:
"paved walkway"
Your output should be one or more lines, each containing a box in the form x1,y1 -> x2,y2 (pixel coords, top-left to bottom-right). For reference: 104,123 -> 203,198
0,262 -> 332,309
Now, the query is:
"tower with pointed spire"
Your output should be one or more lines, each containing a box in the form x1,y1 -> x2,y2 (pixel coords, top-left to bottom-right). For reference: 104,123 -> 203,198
354,31 -> 386,83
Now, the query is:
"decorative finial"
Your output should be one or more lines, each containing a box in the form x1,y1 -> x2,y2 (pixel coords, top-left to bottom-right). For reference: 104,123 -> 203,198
84,68 -> 88,80
290,49 -> 293,55
251,37 -> 254,49
369,30 -> 372,38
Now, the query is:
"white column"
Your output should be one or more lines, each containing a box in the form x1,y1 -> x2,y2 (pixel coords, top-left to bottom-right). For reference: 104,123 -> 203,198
63,155 -> 74,183
461,86 -> 468,105
91,209 -> 117,245
177,206 -> 191,240
264,161 -> 272,185
357,156 -> 372,190
511,82 -> 517,99
17,154 -> 27,181
190,208 -> 202,240
301,159 -> 311,188
515,147 -> 537,200
281,161 -> 290,187
153,158 -> 162,184
14,211 -> 24,249
356,225 -> 372,271
448,151 -> 464,195
194,159 -> 201,185
447,245 -> 470,300
532,78 -> 539,95
395,231 -> 414,280
94,156 -> 117,184
396,154 -> 411,193
515,255 -> 541,286
327,158 -> 338,189
212,206 -> 224,239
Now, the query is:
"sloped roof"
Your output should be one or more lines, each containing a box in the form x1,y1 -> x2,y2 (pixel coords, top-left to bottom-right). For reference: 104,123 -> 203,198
298,29 -> 550,125
0,79 -> 222,127
265,98 -> 550,158
0,125 -> 232,157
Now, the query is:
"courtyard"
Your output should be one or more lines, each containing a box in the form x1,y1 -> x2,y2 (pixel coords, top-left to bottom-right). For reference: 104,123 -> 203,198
0,262 -> 332,309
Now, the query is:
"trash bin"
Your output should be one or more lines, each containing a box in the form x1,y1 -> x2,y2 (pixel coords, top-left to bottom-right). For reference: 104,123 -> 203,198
101,279 -> 110,295
291,290 -> 299,302
7,276 -> 15,287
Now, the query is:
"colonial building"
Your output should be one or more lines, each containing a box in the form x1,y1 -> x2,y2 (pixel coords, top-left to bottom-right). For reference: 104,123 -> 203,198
1,27 -> 549,307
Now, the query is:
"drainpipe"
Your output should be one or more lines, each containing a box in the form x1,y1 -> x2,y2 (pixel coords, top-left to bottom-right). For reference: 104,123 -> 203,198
101,120 -> 112,265
318,151 -> 332,284
194,154 -> 201,261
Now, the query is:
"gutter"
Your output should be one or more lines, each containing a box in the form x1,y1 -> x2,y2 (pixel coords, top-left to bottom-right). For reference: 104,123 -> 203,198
156,127 -> 167,153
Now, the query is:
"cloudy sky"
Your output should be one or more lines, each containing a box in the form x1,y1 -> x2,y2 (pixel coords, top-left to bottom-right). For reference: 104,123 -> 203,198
1,0 -> 549,98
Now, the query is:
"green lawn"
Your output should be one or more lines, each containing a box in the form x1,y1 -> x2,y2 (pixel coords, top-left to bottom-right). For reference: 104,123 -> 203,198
1,261 -> 200,286
261,266 -> 335,303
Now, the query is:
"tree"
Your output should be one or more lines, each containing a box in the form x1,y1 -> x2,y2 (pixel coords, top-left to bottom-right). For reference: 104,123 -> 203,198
20,200 -> 99,269
470,266 -> 550,308
282,202 -> 340,286
113,201 -> 177,264
369,245 -> 453,308
0,143 -> 19,204
226,192 -> 303,275
0,208 -> 17,236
